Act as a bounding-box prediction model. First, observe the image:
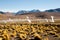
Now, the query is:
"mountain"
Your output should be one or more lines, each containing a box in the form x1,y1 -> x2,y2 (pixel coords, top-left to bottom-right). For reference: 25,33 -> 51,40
55,8 -> 60,12
0,12 -> 60,20
16,9 -> 40,15
16,10 -> 28,15
14,8 -> 60,19
0,8 -> 60,20
29,9 -> 40,13
15,12 -> 60,19
45,8 -> 60,12
16,8 -> 60,15
0,11 -> 5,14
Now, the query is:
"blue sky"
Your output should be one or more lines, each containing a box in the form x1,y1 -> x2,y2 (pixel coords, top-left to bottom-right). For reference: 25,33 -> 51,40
0,0 -> 60,12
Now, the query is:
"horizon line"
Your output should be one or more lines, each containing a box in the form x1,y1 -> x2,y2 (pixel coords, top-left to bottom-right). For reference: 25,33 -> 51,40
0,8 -> 60,12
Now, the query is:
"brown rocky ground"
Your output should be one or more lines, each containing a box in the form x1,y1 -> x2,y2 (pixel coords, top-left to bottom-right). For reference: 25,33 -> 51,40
0,12 -> 60,20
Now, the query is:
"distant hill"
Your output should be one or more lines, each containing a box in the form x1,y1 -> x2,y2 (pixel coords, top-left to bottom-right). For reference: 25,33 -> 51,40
16,9 -> 40,15
0,11 -> 5,14
0,8 -> 60,20
16,8 -> 60,15
45,8 -> 60,12
29,9 -> 40,13
15,12 -> 60,19
16,10 -> 28,15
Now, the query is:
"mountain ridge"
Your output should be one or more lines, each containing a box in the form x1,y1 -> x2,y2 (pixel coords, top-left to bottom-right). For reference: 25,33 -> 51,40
0,8 -> 60,14
0,8 -> 60,20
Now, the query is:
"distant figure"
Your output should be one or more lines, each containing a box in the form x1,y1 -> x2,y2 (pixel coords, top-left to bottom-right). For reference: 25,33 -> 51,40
26,16 -> 31,23
51,16 -> 54,22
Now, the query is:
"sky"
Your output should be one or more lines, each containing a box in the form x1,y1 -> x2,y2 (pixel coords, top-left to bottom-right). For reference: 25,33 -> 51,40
0,0 -> 60,12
